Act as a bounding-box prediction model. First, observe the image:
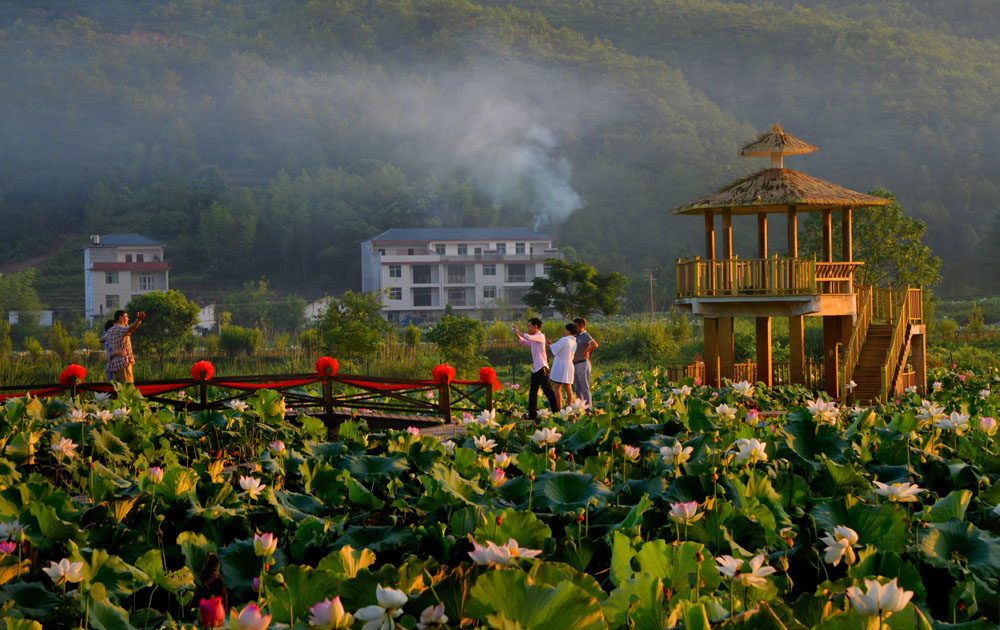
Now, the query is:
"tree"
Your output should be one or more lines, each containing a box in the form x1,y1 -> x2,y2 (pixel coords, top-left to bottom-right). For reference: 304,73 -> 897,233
425,315 -> 485,367
126,290 -> 200,358
316,291 -> 388,358
803,191 -> 941,289
222,281 -> 306,332
219,325 -> 263,358
523,258 -> 628,318
47,321 -> 75,358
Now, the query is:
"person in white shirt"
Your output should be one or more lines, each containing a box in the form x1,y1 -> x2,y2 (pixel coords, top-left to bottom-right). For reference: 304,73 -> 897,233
548,322 -> 578,411
514,317 -> 558,419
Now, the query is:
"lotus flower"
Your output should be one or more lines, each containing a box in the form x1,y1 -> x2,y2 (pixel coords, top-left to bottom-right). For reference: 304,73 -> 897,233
269,441 -> 286,456
904,385 -> 918,393
468,539 -> 541,567
230,603 -> 272,630
668,501 -> 703,525
405,426 -> 420,436
505,538 -> 542,559
355,585 -> 408,630
0,520 -> 25,540
0,541 -> 16,555
460,412 -> 474,425
730,438 -> 768,465
239,476 -> 267,500
980,416 -> 997,436
847,578 -> 914,617
416,603 -> 448,630
806,398 -> 839,424
489,468 -> 506,487
68,408 -> 88,422
530,428 -> 561,446
94,392 -> 111,402
981,389 -> 991,399
476,408 -> 497,426
94,409 -> 114,423
873,481 -> 926,503
819,525 -> 859,566
622,445 -> 641,461
51,437 -> 78,460
442,440 -> 456,455
935,411 -> 970,433
671,385 -> 692,397
629,397 -> 646,409
745,408 -> 759,423
537,408 -> 552,420
714,554 -> 776,589
309,596 -> 353,629
846,380 -> 857,391
199,596 -> 226,628
43,558 -> 84,585
660,441 -> 693,468
917,400 -> 946,425
932,381 -> 943,392
715,403 -> 737,421
715,555 -> 742,579
495,452 -> 512,468
732,381 -> 754,398
473,435 -> 497,453
254,532 -> 277,557
112,407 -> 130,419
148,466 -> 164,484
227,400 -> 249,412
569,397 -> 589,413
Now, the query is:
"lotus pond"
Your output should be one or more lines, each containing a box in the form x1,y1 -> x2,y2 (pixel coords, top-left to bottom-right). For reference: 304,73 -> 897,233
0,367 -> 999,629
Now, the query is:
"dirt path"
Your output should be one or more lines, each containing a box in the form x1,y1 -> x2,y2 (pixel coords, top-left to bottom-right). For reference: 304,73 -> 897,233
0,236 -> 65,275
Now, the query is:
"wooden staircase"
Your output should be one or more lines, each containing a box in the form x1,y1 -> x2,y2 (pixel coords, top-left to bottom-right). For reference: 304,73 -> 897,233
851,324 -> 895,402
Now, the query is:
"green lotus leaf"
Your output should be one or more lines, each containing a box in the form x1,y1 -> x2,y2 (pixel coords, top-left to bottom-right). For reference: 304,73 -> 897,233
535,472 -> 611,513
616,492 -> 654,530
469,568 -> 608,630
514,451 -> 548,477
609,531 -> 637,587
528,561 -> 606,602
263,565 -> 343,625
781,408 -> 849,467
497,474 -> 531,507
602,572 -> 666,630
219,537 -> 287,597
318,544 -> 376,577
560,420 -> 609,452
812,495 -> 910,553
848,550 -> 927,600
821,454 -> 873,490
426,463 -> 487,506
25,501 -> 86,549
251,389 -> 287,421
918,490 -> 973,523
0,458 -> 21,487
474,509 -> 552,549
157,465 -> 198,502
266,488 -> 326,522
3,618 -> 43,630
917,521 -> 1000,579
0,582 -> 58,619
345,477 -> 385,510
162,423 -> 204,439
634,539 -> 721,599
72,547 -> 150,601
336,525 -> 413,554
676,601 -> 711,630
5,431 -> 43,465
176,531 -> 217,576
88,599 -> 138,630
345,454 -> 407,481
91,429 -> 133,464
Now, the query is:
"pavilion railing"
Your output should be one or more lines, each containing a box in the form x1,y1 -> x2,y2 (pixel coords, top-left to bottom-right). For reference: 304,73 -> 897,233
675,255 -> 863,298
841,284 -> 873,402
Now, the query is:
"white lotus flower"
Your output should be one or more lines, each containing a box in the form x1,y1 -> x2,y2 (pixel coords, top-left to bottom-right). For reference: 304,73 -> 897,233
935,411 -> 970,433
531,428 -> 561,446
468,540 -> 510,566
980,416 -> 997,436
980,389 -> 991,399
476,408 -> 497,426
416,603 -> 448,630
732,381 -> 755,398
806,398 -> 839,424
660,441 -> 693,468
227,400 -> 249,412
43,558 -> 84,585
672,385 -> 692,397
309,596 -> 352,629
253,532 -> 277,557
112,407 -> 130,419
730,438 -> 767,465
94,409 -> 114,424
819,525 -> 859,566
904,385 -> 917,393
845,380 -> 857,391
51,437 -> 78,460
715,555 -> 742,579
93,392 -> 111,403
473,435 -> 497,453
932,381 -> 943,392
570,397 -> 590,413
537,408 -> 553,421
67,408 -> 88,422
629,397 -> 646,409
442,440 -> 456,455
230,603 -> 272,630
714,554 -> 775,589
873,481 -> 926,503
847,578 -> 914,616
239,476 -> 267,500
715,403 -> 737,421
917,401 -> 947,425
505,538 -> 542,559
668,501 -> 702,525
355,585 -> 408,630
0,520 -> 25,540
494,452 -> 512,468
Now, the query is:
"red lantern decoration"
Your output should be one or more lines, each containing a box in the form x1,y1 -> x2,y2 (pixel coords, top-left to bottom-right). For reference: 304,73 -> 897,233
315,356 -> 339,376
479,366 -> 501,391
432,364 -> 456,384
59,364 -> 87,386
191,360 -> 215,380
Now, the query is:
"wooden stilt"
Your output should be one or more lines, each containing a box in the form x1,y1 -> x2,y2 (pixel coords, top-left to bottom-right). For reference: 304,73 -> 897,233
704,318 -> 720,387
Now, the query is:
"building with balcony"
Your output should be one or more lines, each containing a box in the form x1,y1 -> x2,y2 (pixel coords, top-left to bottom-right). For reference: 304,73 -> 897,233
84,233 -> 170,322
673,125 -> 925,402
361,228 -> 560,322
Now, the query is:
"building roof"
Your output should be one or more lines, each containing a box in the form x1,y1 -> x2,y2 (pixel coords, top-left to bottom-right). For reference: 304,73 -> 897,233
367,228 -> 551,242
93,233 -> 164,247
673,168 -> 890,215
739,123 -> 818,157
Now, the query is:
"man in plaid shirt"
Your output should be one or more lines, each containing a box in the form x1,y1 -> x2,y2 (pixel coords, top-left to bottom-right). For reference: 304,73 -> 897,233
105,310 -> 146,383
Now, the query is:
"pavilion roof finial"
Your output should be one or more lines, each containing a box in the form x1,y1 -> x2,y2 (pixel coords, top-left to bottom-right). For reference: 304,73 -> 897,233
739,123 -> 818,168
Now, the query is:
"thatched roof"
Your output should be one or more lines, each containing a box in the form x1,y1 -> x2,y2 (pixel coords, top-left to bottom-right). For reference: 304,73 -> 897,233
739,124 -> 818,157
673,168 -> 890,215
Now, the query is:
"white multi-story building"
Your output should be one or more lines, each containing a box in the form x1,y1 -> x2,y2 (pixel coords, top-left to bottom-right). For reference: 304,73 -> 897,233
361,228 -> 561,322
84,234 -> 170,322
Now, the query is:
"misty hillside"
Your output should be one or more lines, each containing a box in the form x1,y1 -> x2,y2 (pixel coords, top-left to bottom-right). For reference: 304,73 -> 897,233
1,0 -> 997,311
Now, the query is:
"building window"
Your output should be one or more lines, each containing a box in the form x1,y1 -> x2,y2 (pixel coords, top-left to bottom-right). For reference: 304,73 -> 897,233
379,249 -> 386,255
413,288 -> 433,306
483,263 -> 496,276
516,242 -> 526,254
458,243 -> 468,255
136,254 -> 144,262
105,295 -> 120,309
125,254 -> 133,262
105,271 -> 119,285
506,288 -> 529,305
447,265 -> 466,284
139,274 -> 155,292
507,263 -> 527,283
387,311 -> 400,323
447,288 -> 465,306
483,286 -> 497,299
408,248 -> 415,255
412,266 -> 432,284
496,243 -> 507,254
389,288 -> 402,300
388,265 -> 402,278
434,244 -> 446,255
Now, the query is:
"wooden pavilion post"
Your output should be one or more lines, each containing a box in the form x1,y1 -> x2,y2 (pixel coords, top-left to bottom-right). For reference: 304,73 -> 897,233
821,208 -> 839,396
703,211 -> 720,387
719,210 -> 735,382
787,205 -> 805,385
755,213 -> 772,385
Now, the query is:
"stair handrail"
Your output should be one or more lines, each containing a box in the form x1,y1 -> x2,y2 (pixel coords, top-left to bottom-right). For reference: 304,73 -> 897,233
841,283 -> 873,404
880,285 -> 912,402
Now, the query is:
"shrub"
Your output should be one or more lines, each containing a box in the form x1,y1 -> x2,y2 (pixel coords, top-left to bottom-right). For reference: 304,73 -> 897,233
425,315 -> 485,367
24,337 -> 43,358
218,325 -> 262,358
403,323 -> 421,346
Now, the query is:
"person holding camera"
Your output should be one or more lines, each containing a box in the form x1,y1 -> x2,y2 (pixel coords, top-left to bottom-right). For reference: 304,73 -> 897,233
514,317 -> 559,419
105,309 -> 146,383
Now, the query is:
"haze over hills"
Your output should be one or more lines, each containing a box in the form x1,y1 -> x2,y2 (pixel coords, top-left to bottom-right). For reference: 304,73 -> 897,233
1,0 -> 996,312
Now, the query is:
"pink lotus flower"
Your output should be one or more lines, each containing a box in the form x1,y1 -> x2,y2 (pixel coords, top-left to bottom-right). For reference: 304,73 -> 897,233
693,378 -> 702,386
668,501 -> 703,525
489,468 -> 506,487
254,532 -> 277,557
309,596 -> 353,629
230,603 -> 272,630
406,426 -> 420,436
622,445 -> 640,461
746,409 -> 759,423
0,541 -> 16,555
148,467 -> 164,484
199,596 -> 225,628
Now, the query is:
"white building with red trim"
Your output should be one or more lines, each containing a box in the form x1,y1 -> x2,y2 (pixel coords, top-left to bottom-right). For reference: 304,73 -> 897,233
84,234 -> 170,322
361,228 -> 561,323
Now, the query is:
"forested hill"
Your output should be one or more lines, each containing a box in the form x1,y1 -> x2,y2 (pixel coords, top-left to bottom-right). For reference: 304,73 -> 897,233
1,1 -> 997,310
